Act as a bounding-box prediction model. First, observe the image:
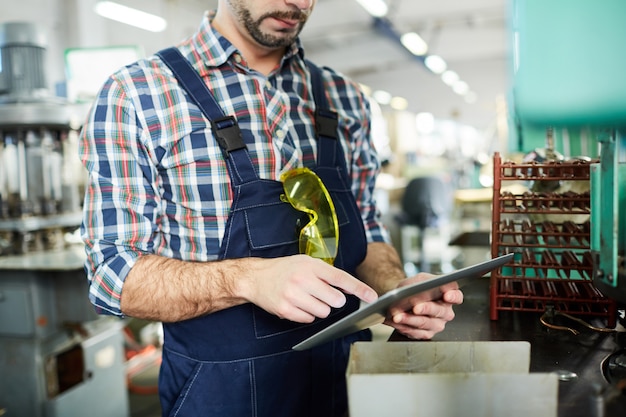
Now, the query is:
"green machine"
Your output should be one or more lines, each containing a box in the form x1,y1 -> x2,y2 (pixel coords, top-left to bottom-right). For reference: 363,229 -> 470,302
510,0 -> 626,305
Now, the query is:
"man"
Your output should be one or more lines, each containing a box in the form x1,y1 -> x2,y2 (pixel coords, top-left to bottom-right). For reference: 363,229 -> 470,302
79,1 -> 463,416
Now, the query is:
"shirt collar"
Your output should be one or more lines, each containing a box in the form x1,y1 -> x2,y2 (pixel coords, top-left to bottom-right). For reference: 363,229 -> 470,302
183,10 -> 305,75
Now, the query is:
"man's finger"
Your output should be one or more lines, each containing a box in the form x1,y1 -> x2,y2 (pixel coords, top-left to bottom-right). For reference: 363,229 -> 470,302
316,261 -> 378,303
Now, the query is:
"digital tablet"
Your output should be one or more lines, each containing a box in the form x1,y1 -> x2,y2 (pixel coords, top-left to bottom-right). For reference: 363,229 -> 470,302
292,253 -> 514,351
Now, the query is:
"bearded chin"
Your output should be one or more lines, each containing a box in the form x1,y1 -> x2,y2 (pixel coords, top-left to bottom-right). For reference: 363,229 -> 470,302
247,21 -> 302,48
237,7 -> 306,48
259,30 -> 300,48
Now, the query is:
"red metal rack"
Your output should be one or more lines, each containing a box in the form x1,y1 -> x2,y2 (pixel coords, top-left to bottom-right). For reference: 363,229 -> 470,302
490,152 -> 618,327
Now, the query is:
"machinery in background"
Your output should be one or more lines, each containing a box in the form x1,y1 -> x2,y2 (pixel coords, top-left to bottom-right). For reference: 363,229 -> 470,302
505,0 -> 626,407
0,22 -> 129,417
490,150 -> 619,326
590,133 -> 626,306
509,0 -> 626,311
0,21 -> 86,256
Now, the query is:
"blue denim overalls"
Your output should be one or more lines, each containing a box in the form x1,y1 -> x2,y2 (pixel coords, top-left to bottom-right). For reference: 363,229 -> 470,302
155,47 -> 370,417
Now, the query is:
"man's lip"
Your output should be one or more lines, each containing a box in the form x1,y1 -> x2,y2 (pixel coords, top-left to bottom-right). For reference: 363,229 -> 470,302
272,17 -> 300,28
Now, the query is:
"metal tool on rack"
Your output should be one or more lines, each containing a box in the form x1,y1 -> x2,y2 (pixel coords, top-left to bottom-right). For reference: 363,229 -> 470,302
490,152 -> 617,326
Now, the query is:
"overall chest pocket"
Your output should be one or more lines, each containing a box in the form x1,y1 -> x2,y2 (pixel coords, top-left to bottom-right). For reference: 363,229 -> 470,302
238,181 -> 351,256
244,199 -> 304,254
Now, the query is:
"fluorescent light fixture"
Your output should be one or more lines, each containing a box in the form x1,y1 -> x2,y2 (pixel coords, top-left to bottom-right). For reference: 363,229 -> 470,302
390,96 -> 409,111
400,32 -> 428,56
354,0 -> 389,17
441,70 -> 459,86
453,80 -> 470,95
94,1 -> 167,32
372,90 -> 392,105
424,55 -> 447,74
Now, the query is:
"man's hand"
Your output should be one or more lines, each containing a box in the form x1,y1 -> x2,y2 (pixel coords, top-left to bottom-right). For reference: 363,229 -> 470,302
383,274 -> 463,340
242,254 -> 378,323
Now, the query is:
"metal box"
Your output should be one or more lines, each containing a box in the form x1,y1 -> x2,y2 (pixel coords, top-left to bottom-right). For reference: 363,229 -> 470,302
0,251 -> 129,417
346,341 -> 558,417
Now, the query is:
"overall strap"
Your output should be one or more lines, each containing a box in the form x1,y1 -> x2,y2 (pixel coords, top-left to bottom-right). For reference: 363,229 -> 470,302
306,60 -> 347,172
156,47 -> 257,185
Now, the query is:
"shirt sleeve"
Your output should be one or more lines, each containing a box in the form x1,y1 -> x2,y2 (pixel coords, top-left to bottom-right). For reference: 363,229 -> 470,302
348,92 -> 391,245
79,74 -> 160,317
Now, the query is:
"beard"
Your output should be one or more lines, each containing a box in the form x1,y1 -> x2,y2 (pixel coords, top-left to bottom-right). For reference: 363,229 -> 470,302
228,1 -> 310,48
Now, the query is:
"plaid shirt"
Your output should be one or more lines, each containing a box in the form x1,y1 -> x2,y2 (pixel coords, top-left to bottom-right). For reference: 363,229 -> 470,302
79,12 -> 389,316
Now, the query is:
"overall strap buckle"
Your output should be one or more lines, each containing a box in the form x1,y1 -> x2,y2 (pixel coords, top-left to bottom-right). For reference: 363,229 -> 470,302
315,109 -> 339,140
210,116 -> 247,154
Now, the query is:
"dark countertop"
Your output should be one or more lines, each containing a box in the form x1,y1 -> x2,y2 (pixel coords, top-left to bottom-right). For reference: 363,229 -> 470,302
390,277 -> 626,417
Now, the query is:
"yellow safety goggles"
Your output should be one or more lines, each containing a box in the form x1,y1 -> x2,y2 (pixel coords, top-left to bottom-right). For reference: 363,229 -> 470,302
280,167 -> 339,264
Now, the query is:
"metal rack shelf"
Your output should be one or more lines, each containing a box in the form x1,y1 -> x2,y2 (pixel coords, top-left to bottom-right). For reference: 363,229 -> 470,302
490,152 -> 617,327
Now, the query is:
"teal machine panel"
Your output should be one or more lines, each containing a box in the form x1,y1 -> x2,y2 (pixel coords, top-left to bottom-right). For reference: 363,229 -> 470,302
510,0 -> 626,303
511,0 -> 626,127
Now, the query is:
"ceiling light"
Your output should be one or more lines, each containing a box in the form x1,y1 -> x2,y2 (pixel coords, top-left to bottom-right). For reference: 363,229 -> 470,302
453,80 -> 470,95
424,55 -> 447,74
441,70 -> 459,86
94,1 -> 167,32
400,32 -> 428,56
354,0 -> 389,18
390,96 -> 409,111
372,90 -> 392,105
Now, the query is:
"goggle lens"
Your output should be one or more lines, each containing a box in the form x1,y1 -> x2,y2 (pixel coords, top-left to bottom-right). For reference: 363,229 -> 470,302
280,168 -> 339,264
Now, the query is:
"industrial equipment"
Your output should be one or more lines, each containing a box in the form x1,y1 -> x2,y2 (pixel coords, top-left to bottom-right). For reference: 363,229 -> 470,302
0,22 -> 129,416
501,0 -> 626,405
508,0 -> 626,310
489,152 -> 619,326
0,22 -> 85,255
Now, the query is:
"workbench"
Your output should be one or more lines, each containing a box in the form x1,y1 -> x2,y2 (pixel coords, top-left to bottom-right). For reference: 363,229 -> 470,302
390,276 -> 626,417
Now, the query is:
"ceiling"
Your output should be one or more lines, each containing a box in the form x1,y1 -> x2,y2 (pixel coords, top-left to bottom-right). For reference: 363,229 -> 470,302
299,0 -> 510,133
1,0 -> 511,133
139,0 -> 511,133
